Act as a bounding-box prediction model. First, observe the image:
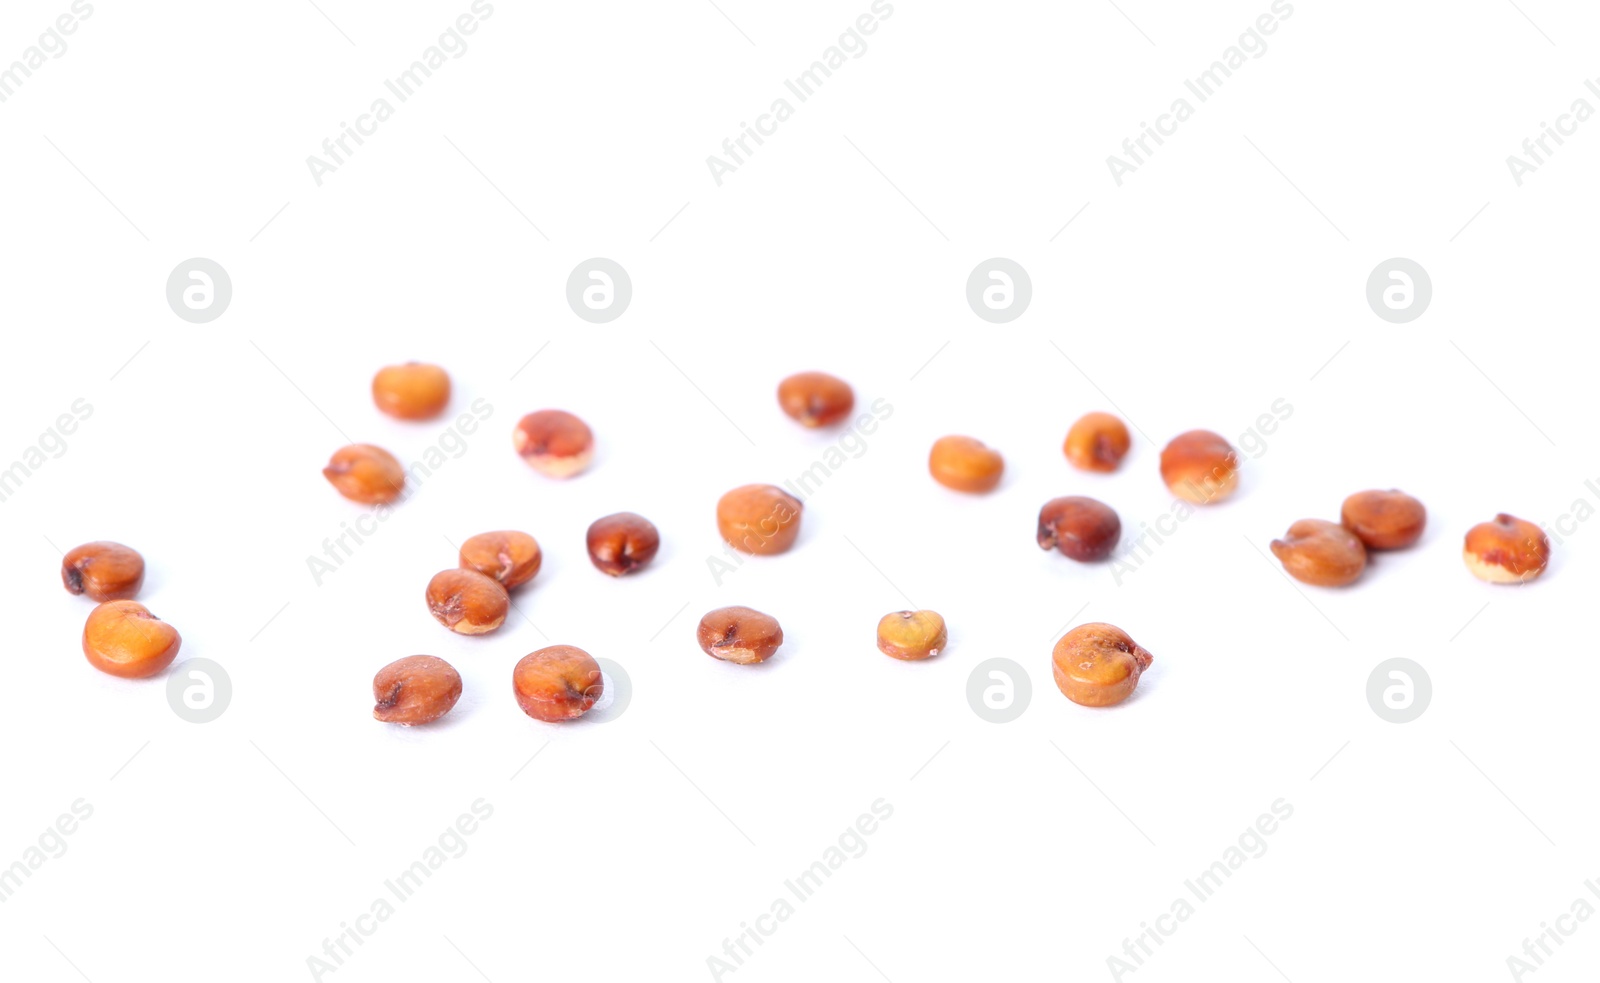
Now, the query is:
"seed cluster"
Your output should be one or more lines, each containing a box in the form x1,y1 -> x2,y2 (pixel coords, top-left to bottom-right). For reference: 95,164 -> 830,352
1270,489 -> 1427,588
65,362 -> 1556,723
61,541 -> 182,680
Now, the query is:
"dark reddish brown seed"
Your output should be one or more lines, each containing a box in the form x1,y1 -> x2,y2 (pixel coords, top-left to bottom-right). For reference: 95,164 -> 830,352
1037,496 -> 1121,561
586,512 -> 660,576
697,606 -> 783,665
372,656 -> 462,725
61,541 -> 145,601
513,645 -> 603,722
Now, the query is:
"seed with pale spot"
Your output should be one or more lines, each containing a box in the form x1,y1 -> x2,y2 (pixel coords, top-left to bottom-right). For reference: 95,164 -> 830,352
876,610 -> 947,661
697,606 -> 783,665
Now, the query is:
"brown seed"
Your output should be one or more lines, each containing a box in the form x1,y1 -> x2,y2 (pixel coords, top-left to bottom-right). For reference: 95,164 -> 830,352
323,444 -> 406,505
513,410 -> 594,478
1341,490 -> 1426,550
371,362 -> 451,420
513,645 -> 603,722
1051,622 -> 1153,708
1270,519 -> 1368,587
586,512 -> 660,576
372,656 -> 462,725
1037,496 -> 1121,561
716,484 -> 803,556
697,606 -> 783,665
61,541 -> 145,601
1464,513 -> 1550,584
1063,412 -> 1132,473
928,436 -> 1004,493
459,531 -> 542,590
425,569 -> 509,635
82,600 -> 181,679
876,610 -> 947,661
777,371 -> 855,428
1159,430 -> 1240,505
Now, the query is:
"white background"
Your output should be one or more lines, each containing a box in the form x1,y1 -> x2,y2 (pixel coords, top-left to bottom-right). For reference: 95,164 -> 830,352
2,1 -> 1598,980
